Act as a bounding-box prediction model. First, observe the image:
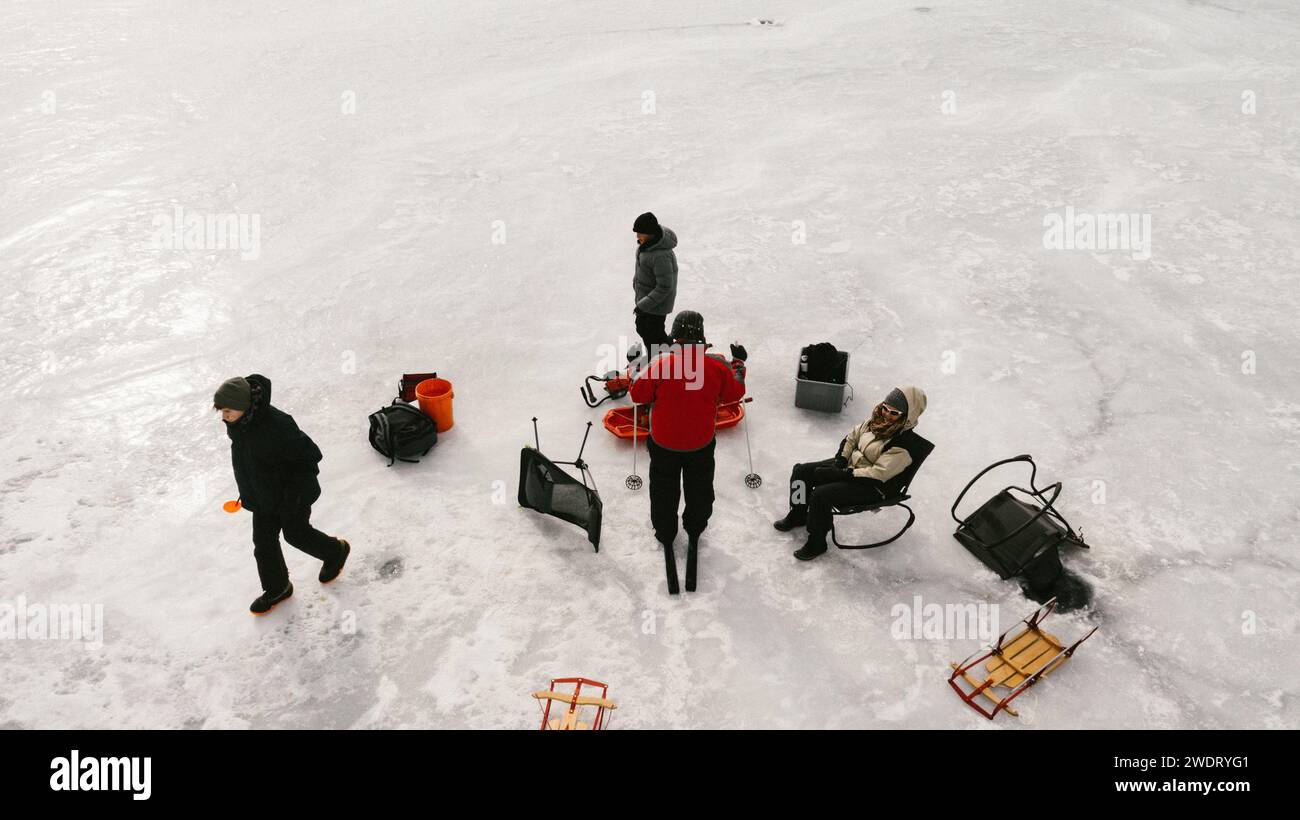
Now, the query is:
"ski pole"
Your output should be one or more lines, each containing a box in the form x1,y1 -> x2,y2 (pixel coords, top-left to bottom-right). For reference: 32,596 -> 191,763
741,398 -> 761,488
626,404 -> 643,490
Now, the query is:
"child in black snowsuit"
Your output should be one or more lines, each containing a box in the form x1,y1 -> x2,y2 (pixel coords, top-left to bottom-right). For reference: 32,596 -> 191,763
214,374 -> 350,614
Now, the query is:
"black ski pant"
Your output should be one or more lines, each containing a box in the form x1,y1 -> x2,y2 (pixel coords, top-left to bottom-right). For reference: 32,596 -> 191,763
648,437 -> 716,544
635,309 -> 672,357
251,505 -> 342,593
787,458 -> 887,538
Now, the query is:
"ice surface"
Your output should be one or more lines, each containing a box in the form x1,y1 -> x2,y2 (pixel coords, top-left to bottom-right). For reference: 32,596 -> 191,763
1,0 -> 1297,729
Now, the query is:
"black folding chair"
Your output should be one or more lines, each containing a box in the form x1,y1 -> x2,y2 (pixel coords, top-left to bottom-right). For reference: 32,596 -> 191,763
949,454 -> 1091,609
830,435 -> 935,549
518,419 -> 602,551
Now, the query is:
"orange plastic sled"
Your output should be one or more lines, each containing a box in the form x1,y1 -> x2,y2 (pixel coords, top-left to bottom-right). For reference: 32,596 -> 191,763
603,398 -> 750,442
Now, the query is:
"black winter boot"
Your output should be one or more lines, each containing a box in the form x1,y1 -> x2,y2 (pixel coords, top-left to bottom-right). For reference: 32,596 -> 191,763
773,510 -> 807,532
250,583 -> 293,615
319,538 -> 351,584
793,532 -> 828,561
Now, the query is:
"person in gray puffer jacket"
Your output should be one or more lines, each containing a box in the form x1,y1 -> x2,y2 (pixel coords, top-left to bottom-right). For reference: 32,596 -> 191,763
632,211 -> 678,356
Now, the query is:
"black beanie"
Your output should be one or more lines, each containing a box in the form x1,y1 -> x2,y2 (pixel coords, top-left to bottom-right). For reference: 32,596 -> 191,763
214,376 -> 252,411
633,212 -> 660,234
670,310 -> 705,343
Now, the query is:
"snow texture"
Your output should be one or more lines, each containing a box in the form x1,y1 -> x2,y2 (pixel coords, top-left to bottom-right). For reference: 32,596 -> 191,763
1,0 -> 1298,729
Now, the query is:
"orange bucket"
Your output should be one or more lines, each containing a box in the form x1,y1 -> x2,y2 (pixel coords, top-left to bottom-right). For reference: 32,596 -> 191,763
415,377 -> 455,432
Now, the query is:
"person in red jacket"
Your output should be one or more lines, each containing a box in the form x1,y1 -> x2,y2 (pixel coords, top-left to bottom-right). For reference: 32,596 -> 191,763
629,310 -> 747,594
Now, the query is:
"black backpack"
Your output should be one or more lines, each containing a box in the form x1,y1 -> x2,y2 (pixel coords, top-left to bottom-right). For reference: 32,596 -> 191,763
368,400 -> 437,466
803,342 -> 846,384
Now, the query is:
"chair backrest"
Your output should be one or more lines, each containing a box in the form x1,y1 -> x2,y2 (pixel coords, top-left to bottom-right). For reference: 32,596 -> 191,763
518,447 -> 603,549
889,434 -> 935,497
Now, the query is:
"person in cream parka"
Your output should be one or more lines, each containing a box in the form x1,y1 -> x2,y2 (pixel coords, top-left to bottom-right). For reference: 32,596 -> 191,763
775,386 -> 928,560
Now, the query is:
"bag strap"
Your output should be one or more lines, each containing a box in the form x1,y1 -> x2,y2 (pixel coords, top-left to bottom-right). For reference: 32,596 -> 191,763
373,411 -> 396,467
388,400 -> 432,422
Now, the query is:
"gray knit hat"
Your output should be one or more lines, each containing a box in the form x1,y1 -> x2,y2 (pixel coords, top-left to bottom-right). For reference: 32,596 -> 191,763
670,310 -> 705,343
214,376 -> 252,411
883,387 -> 909,417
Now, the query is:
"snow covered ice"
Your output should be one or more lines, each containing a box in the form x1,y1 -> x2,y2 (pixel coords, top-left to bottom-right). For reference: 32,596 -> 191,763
1,0 -> 1298,729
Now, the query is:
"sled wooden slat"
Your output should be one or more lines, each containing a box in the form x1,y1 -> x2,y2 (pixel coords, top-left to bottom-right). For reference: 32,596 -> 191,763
1000,628 -> 1045,658
988,635 -> 1058,685
532,691 -> 617,710
1001,648 -> 1059,688
548,718 -> 589,730
986,645 -> 1043,683
949,664 -> 1019,717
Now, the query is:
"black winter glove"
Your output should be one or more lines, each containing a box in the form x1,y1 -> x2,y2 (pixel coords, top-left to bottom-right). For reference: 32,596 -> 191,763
814,466 -> 853,484
729,342 -> 748,362
833,437 -> 849,464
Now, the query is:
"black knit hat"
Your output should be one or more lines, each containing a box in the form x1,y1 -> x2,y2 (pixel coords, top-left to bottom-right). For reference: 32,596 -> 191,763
633,212 -> 660,234
670,310 -> 705,343
214,376 -> 252,411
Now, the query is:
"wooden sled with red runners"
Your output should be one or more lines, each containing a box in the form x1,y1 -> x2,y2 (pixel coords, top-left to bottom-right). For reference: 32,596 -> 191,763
531,677 -> 617,730
947,597 -> 1097,719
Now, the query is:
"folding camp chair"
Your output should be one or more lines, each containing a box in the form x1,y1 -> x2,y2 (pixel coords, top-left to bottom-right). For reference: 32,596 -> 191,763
829,435 -> 935,549
950,454 -> 1090,608
518,419 -> 603,551
947,597 -> 1097,719
532,677 -> 617,730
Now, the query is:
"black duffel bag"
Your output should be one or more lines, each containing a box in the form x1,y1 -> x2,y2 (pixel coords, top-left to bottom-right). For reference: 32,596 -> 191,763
368,400 -> 437,466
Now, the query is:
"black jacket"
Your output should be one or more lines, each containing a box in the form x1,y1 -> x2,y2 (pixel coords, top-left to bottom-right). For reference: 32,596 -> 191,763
226,374 -> 323,513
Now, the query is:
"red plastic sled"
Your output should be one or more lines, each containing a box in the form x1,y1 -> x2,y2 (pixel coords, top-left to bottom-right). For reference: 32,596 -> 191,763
603,398 -> 751,442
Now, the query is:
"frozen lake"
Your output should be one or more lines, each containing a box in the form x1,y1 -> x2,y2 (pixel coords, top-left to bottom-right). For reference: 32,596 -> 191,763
1,0 -> 1297,728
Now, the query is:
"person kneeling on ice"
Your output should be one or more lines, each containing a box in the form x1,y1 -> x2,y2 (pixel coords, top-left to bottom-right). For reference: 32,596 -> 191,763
774,386 -> 927,561
629,310 -> 747,594
214,375 -> 350,615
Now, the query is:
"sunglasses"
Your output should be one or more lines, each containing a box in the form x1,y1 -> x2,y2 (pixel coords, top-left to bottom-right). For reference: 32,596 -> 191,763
879,404 -> 902,417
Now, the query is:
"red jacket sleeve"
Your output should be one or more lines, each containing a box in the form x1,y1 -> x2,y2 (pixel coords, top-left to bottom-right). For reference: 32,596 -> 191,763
713,354 -> 746,403
629,365 -> 657,405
